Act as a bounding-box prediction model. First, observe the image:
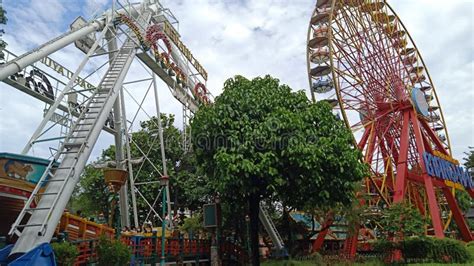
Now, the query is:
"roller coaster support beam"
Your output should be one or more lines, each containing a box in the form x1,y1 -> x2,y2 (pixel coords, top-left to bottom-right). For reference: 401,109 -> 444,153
106,27 -> 130,228
0,20 -> 105,81
0,0 -> 163,82
20,25 -> 110,155
312,213 -> 333,252
152,74 -> 173,229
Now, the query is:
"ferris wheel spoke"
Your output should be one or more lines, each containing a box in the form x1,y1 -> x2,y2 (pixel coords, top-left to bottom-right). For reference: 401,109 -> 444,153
357,8 -> 406,84
332,40 -> 392,102
337,5 -> 395,83
336,3 -> 410,102
357,124 -> 373,150
419,118 -> 449,154
332,39 -> 397,103
334,73 -> 379,110
347,16 -> 396,82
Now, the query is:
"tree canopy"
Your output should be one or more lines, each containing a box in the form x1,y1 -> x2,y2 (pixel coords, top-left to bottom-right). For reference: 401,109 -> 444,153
191,75 -> 368,264
379,202 -> 426,239
192,75 -> 367,208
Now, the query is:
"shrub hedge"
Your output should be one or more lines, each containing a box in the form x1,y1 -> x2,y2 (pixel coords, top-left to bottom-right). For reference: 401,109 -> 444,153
373,237 -> 471,264
51,241 -> 79,266
96,236 -> 131,266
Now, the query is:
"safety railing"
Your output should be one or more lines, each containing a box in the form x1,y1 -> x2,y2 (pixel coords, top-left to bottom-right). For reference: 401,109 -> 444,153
54,232 -> 248,265
120,234 -> 211,264
56,213 -> 115,241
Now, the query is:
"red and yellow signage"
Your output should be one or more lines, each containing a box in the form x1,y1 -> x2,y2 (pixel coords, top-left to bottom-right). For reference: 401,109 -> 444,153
162,21 -> 208,81
119,15 -> 209,105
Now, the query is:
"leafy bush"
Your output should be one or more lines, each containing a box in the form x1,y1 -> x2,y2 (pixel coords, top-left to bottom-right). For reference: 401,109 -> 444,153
379,202 -> 426,239
374,237 -> 471,263
96,236 -> 131,266
429,237 -> 471,263
179,213 -> 203,237
466,241 -> 474,259
402,237 -> 433,261
307,252 -> 323,264
51,241 -> 79,266
373,239 -> 399,253
292,252 -> 323,265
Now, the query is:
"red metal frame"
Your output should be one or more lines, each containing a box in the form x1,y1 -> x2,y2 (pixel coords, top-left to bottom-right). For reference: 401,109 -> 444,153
312,214 -> 334,251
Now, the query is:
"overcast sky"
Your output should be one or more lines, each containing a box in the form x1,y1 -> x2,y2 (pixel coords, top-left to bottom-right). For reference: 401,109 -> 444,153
0,0 -> 472,163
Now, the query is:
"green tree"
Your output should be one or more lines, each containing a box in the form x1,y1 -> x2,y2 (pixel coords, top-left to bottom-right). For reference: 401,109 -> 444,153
0,6 -> 7,24
191,75 -> 367,265
71,164 -> 110,221
379,202 -> 426,239
125,114 -> 204,223
443,147 -> 474,236
452,147 -> 474,232
51,241 -> 79,266
96,236 -> 131,266
464,147 -> 474,174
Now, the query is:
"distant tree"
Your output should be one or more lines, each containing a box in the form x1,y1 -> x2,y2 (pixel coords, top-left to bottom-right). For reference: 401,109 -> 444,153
71,114 -> 203,226
0,6 -> 7,25
0,4 -> 7,62
191,75 -> 368,265
454,147 -> 474,216
71,164 -> 110,221
126,114 -> 205,221
464,147 -> 474,176
379,202 -> 426,239
443,148 -> 474,235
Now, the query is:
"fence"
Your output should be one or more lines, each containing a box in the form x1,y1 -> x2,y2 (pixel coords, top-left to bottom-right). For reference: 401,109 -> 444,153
66,233 -> 248,265
56,213 -> 115,241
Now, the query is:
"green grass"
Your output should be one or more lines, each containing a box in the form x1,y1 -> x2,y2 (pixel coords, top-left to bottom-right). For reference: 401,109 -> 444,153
467,243 -> 474,261
262,243 -> 474,266
408,262 -> 474,266
261,260 -> 377,266
262,260 -> 474,266
261,260 -> 315,266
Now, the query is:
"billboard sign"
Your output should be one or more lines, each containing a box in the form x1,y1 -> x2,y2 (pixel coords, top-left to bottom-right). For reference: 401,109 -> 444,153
423,151 -> 473,189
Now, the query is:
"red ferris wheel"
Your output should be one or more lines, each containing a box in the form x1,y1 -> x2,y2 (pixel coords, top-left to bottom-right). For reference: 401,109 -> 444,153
307,0 -> 473,255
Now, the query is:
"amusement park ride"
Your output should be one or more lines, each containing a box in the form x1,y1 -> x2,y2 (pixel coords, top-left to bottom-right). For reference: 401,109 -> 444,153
0,0 -> 471,264
307,0 -> 473,257
0,0 -> 283,263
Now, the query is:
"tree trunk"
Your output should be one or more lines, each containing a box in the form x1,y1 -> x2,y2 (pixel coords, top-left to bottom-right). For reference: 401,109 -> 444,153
173,186 -> 178,216
283,205 -> 292,255
249,192 -> 260,266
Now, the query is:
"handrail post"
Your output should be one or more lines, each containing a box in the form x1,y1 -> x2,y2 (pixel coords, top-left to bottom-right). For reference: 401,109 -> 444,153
151,231 -> 157,265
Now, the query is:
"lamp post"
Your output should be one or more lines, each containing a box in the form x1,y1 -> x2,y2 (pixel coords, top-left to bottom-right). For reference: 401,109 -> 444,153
211,196 -> 221,266
160,175 -> 169,266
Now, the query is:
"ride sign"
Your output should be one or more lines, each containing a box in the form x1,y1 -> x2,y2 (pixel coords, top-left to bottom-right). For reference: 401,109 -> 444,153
423,152 -> 473,189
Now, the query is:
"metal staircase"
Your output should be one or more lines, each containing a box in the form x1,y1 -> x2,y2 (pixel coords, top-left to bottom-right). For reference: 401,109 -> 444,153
259,203 -> 287,256
8,40 -> 137,255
